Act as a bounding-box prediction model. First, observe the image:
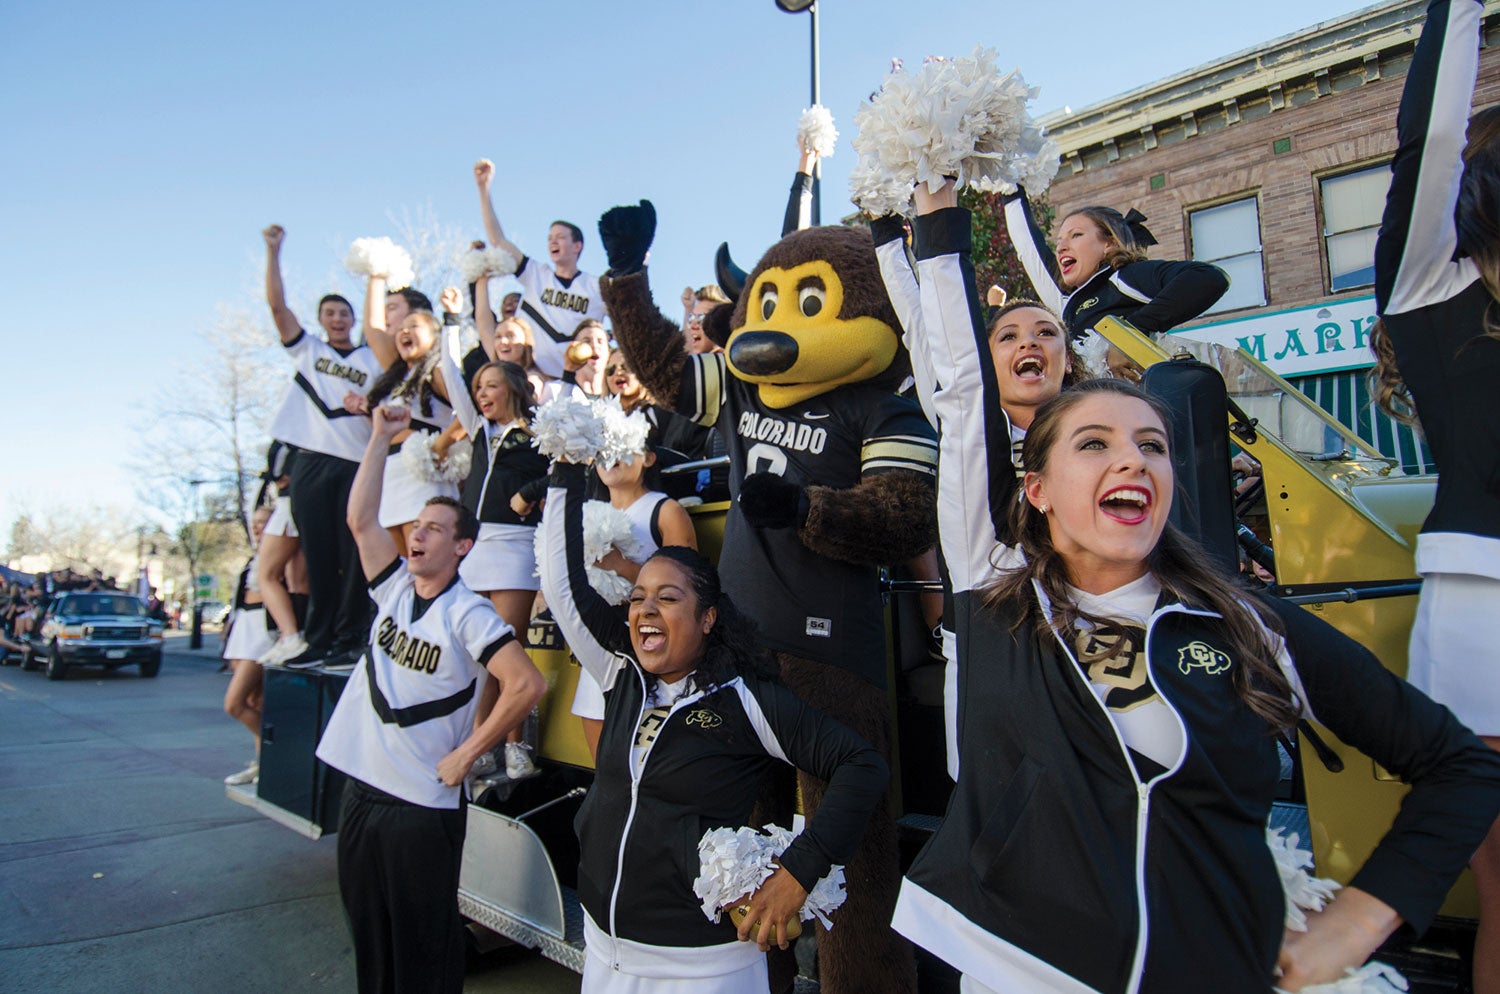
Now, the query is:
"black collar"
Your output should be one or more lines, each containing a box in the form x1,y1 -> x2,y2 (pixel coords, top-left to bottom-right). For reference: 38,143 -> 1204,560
411,570 -> 461,622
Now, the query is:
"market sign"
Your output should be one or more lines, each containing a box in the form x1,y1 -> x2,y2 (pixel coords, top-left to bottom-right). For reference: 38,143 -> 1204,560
1173,296 -> 1377,378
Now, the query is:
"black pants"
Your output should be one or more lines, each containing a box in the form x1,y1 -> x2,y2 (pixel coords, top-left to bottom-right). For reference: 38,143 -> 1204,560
336,779 -> 467,994
287,451 -> 367,652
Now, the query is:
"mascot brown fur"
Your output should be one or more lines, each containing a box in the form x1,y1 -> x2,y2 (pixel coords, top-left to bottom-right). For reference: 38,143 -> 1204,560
599,204 -> 932,994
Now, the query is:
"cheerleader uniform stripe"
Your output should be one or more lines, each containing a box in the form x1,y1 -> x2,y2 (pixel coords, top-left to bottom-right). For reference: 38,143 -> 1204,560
364,652 -> 477,728
1376,0 -> 1480,317
680,353 -> 726,428
910,207 -> 1010,594
873,216 -> 938,428
860,436 -> 939,475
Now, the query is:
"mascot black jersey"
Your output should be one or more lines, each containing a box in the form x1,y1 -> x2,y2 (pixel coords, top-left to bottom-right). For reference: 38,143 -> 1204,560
678,352 -> 936,681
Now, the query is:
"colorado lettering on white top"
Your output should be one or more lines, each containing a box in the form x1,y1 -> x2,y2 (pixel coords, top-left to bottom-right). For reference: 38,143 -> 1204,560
736,411 -> 828,454
375,615 -> 442,675
539,287 -> 592,314
314,356 -> 371,387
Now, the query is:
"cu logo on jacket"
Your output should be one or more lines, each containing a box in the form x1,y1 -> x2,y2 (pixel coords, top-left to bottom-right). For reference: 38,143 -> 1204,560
1177,641 -> 1231,676
684,708 -> 723,729
1075,296 -> 1099,313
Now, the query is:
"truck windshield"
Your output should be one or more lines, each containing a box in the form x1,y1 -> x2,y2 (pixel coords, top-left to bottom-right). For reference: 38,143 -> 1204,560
61,595 -> 146,617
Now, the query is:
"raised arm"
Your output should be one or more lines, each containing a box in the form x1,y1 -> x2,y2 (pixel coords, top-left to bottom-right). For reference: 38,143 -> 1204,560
1375,0 -> 1482,315
263,225 -> 302,345
473,159 -> 524,262
537,461 -> 632,688
871,214 -> 936,426
782,136 -> 818,238
439,322 -> 482,435
911,182 -> 1019,590
361,275 -> 399,369
347,404 -> 405,580
1001,187 -> 1067,315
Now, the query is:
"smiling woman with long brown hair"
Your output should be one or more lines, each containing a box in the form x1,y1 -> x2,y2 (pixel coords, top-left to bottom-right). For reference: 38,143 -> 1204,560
537,458 -> 887,994
881,178 -> 1500,993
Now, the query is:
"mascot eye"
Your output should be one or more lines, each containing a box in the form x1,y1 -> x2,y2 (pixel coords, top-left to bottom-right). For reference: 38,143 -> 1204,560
760,288 -> 778,321
798,286 -> 826,318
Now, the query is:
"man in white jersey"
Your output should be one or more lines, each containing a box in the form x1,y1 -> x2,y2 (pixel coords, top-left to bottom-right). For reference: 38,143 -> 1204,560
319,402 -> 546,994
264,225 -> 386,664
472,158 -> 605,378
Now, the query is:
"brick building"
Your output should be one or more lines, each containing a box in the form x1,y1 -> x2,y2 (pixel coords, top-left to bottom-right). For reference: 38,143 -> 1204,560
1036,0 -> 1500,470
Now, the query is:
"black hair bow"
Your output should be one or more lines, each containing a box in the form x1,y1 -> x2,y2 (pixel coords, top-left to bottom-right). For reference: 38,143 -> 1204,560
1123,209 -> 1157,247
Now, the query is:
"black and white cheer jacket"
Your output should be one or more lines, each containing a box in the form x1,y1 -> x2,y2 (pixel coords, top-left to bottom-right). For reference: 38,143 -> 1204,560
890,207 -> 1500,994
1003,190 -> 1228,341
537,462 -> 888,954
1375,0 -> 1500,580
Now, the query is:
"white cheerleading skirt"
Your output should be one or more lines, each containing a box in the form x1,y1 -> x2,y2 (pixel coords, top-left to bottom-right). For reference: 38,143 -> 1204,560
581,913 -> 766,994
264,495 -> 298,538
221,606 -> 275,662
459,523 -> 540,592
378,448 -> 459,528
572,669 -> 606,720
1407,571 -> 1500,736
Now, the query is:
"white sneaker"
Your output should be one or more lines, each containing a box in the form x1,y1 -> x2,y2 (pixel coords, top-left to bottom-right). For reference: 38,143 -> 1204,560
259,634 -> 308,666
504,742 -> 536,779
224,761 -> 260,786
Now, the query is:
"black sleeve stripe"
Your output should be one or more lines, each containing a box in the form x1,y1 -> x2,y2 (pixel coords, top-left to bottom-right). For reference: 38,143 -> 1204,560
477,631 -> 517,669
520,299 -> 566,343
284,328 -> 307,349
367,558 -> 401,590
294,373 -> 362,420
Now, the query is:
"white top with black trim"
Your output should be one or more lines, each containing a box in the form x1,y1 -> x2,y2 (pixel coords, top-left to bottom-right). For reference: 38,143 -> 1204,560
514,256 -> 605,379
271,331 -> 384,463
316,559 -> 515,808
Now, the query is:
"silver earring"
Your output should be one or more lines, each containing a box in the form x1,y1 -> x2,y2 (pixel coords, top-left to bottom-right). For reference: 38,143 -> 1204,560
1038,503 -> 1049,514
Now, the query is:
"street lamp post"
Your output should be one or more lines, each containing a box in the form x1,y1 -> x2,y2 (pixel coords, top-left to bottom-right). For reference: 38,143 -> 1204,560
776,0 -> 821,224
187,478 -> 211,650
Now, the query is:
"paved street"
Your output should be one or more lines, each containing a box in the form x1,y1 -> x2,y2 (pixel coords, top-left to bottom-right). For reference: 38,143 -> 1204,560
0,632 -> 579,994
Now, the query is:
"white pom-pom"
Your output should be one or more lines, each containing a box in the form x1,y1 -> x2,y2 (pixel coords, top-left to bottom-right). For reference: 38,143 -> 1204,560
1267,827 -> 1342,933
532,499 -> 644,604
530,395 -> 605,465
692,824 -> 847,927
397,430 -> 469,484
345,237 -> 415,291
798,104 -> 838,159
592,395 -> 652,470
1291,961 -> 1409,994
437,438 -> 470,483
850,46 -> 1058,216
459,246 -> 520,284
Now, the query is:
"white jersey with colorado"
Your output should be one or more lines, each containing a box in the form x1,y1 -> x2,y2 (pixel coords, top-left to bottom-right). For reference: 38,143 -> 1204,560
514,256 -> 604,378
273,331 -> 384,462
316,559 -> 516,808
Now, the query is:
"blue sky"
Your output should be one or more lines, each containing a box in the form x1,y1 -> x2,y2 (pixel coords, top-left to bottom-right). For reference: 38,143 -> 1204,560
0,0 -> 1377,544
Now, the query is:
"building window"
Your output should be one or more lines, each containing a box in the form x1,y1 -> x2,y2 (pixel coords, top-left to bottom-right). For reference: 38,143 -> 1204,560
1189,197 -> 1267,313
1321,164 -> 1391,292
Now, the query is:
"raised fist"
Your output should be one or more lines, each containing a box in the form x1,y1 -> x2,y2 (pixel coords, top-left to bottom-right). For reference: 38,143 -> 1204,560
439,286 -> 462,314
597,200 -> 657,276
474,159 -> 495,189
263,225 -> 285,250
681,286 -> 695,312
